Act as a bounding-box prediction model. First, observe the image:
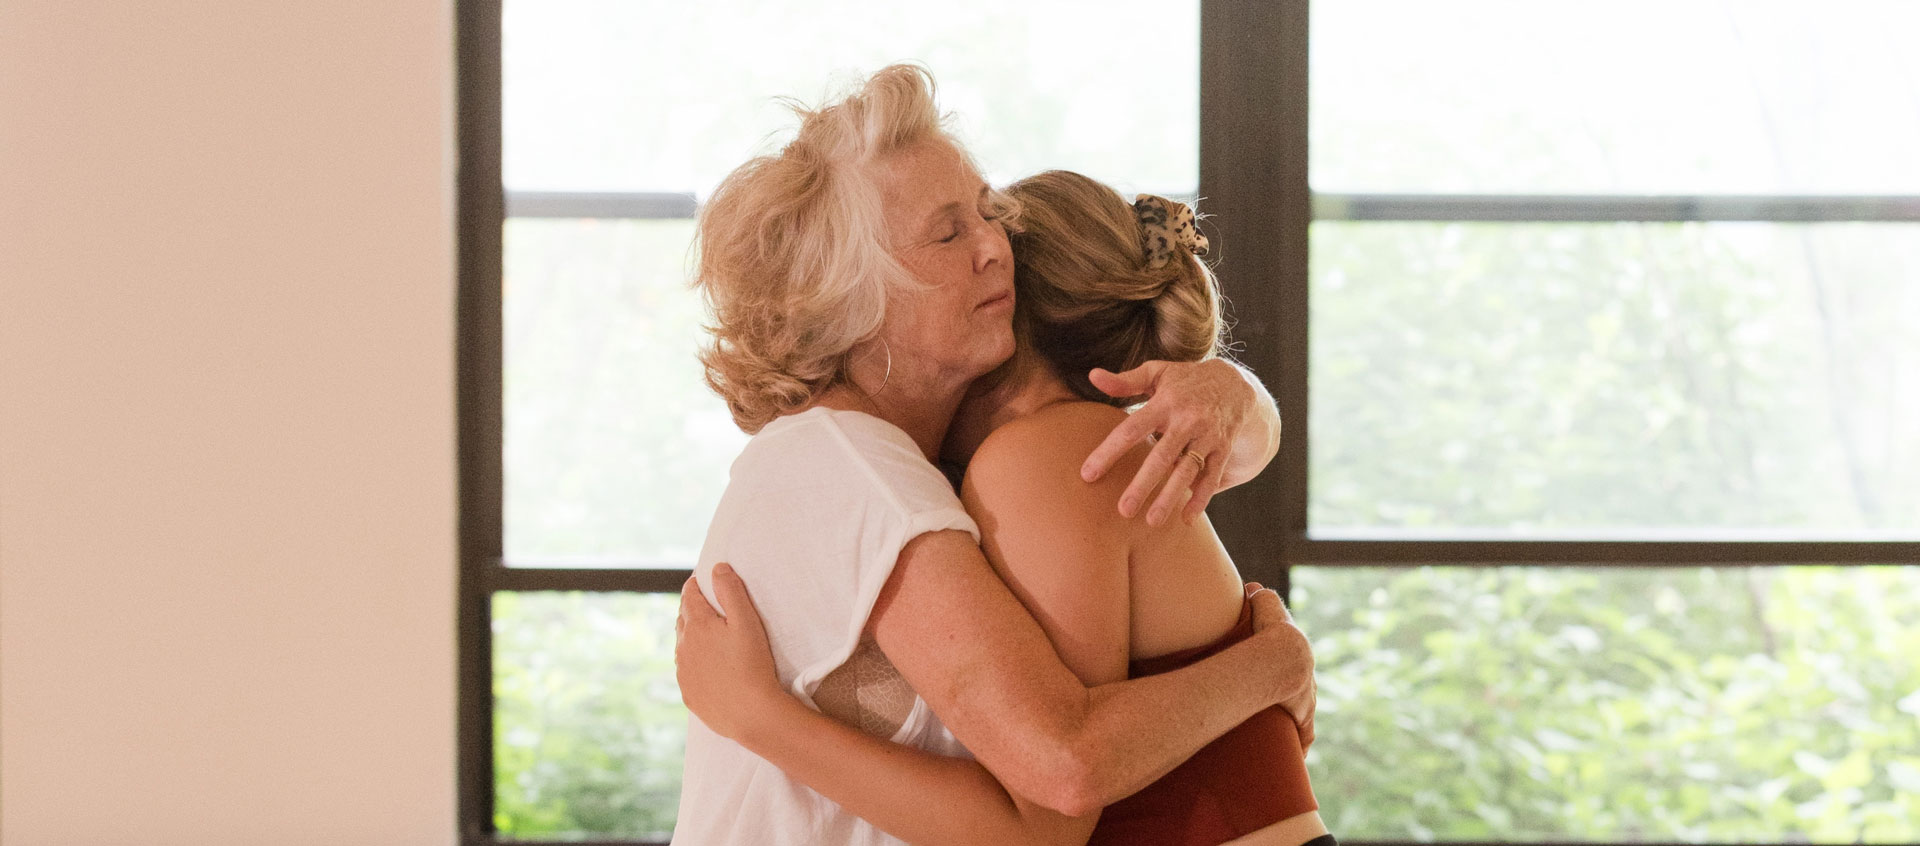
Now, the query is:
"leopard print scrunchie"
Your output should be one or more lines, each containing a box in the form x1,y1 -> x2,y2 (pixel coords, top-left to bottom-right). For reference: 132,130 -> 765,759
1132,194 -> 1209,270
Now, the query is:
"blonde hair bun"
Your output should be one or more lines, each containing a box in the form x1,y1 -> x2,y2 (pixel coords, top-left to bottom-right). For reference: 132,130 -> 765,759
1002,171 -> 1224,405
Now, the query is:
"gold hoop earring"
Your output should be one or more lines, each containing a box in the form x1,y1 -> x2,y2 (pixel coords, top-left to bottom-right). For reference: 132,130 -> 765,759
875,339 -> 892,395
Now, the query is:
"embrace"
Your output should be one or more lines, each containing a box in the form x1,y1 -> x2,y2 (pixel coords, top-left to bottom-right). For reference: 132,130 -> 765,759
671,64 -> 1327,846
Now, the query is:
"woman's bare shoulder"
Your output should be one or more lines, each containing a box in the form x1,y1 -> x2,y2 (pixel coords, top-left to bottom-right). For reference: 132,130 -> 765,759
972,401 -> 1130,469
963,402 -> 1144,511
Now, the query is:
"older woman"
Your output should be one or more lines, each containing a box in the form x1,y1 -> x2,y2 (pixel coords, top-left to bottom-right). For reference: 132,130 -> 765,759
670,65 -> 1312,846
680,169 -> 1330,846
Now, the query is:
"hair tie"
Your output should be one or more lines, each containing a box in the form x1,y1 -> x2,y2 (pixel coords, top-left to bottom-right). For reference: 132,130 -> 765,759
1133,194 -> 1209,270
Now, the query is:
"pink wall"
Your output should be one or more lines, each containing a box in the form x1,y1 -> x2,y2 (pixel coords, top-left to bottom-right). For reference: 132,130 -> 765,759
0,1 -> 458,842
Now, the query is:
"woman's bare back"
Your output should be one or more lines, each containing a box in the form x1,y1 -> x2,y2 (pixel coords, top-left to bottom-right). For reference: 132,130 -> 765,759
961,401 -> 1247,674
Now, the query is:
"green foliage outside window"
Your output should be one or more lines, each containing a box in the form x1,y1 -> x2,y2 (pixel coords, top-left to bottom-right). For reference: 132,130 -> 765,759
492,568 -> 1920,841
494,592 -> 684,839
1291,566 -> 1920,842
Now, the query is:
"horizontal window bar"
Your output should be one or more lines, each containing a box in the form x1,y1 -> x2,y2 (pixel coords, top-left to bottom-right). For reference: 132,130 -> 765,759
1313,193 -> 1920,222
504,190 -> 697,219
1289,537 -> 1920,566
488,564 -> 691,592
501,555 -> 693,569
483,536 -> 1918,590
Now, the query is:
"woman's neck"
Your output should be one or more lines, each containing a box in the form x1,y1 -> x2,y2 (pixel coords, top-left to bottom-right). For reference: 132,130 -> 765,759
943,358 -> 1081,468
813,380 -> 968,465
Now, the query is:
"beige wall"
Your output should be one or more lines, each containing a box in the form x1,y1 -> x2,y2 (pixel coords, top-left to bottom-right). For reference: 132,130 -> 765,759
0,1 -> 457,843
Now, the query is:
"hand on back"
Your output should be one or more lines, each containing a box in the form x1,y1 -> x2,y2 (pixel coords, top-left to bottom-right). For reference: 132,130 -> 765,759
1246,582 -> 1316,750
1080,359 -> 1264,526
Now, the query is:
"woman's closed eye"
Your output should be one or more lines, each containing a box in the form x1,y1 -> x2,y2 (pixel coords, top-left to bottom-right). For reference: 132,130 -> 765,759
936,208 -> 1001,244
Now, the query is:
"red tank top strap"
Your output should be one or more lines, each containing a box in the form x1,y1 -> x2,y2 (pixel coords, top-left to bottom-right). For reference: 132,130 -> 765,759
1128,598 -> 1257,677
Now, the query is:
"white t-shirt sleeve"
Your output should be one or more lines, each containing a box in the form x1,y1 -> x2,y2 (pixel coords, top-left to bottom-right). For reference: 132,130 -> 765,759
694,409 -> 978,702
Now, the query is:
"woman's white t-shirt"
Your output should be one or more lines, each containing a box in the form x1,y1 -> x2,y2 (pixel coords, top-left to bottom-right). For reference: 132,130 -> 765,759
672,406 -> 980,845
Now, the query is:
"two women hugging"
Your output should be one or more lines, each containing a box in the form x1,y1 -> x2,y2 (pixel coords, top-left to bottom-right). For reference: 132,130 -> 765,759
672,63 -> 1328,846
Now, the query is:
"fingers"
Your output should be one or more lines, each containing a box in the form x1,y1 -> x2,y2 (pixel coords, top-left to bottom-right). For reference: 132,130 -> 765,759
1247,586 -> 1318,714
1244,582 -> 1263,596
676,577 -> 692,642
1181,445 -> 1231,525
680,574 -> 718,623
708,562 -> 766,637
1121,425 -> 1199,517
1145,447 -> 1209,526
1248,586 -> 1295,628
1248,585 -> 1279,614
1281,698 -> 1314,741
1284,683 -> 1318,736
1081,408 -> 1158,483
1298,683 -> 1318,748
1086,361 -> 1163,400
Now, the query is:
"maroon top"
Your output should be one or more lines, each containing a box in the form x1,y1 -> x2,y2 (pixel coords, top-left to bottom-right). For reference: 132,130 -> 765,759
1086,600 -> 1319,846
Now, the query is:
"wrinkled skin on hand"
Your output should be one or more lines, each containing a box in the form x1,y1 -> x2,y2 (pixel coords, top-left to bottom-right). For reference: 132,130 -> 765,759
1245,582 -> 1317,750
1080,359 -> 1274,526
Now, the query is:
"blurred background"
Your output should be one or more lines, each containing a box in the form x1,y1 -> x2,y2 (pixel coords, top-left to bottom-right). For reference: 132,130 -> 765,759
490,0 -> 1919,842
2,2 -> 1914,845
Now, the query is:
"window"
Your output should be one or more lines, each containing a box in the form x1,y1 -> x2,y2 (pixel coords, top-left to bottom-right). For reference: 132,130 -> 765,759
1291,1 -> 1920,841
458,2 -> 1920,843
461,1 -> 1201,842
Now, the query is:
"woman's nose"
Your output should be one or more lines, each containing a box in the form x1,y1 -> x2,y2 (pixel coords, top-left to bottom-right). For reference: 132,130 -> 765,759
973,221 -> 1010,271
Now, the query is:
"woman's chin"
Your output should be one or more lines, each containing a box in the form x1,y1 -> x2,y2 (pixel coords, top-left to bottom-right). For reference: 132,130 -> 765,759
960,343 -> 1015,385
984,327 -> 1016,369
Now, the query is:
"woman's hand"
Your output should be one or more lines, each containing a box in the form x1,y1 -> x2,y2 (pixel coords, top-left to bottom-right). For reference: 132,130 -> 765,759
1079,359 -> 1281,526
1245,583 -> 1317,751
676,563 -> 786,742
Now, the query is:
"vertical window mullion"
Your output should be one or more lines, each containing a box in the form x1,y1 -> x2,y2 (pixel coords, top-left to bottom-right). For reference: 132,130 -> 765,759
456,0 -> 504,840
1200,0 -> 1310,598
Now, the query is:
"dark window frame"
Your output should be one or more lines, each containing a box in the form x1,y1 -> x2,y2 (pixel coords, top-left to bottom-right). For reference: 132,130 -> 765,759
456,1 -> 1920,843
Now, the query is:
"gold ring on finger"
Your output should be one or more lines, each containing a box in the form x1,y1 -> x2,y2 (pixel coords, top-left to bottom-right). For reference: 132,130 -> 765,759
1181,449 -> 1207,472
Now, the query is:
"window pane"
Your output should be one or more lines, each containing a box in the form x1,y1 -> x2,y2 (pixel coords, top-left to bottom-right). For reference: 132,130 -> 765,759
1311,0 -> 1920,194
504,218 -> 742,565
1291,565 -> 1920,842
1309,222 -> 1920,535
503,0 -> 1198,195
493,591 -> 685,838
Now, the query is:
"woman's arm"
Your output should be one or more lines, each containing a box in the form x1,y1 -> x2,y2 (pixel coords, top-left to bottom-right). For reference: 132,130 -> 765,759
867,535 -> 1306,816
680,404 -> 1308,826
678,570 -> 1096,846
1080,358 -> 1281,525
682,556 -> 1305,818
668,414 -> 1213,844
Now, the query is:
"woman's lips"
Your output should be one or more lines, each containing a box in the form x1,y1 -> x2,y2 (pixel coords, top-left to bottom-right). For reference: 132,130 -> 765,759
977,291 -> 1013,310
